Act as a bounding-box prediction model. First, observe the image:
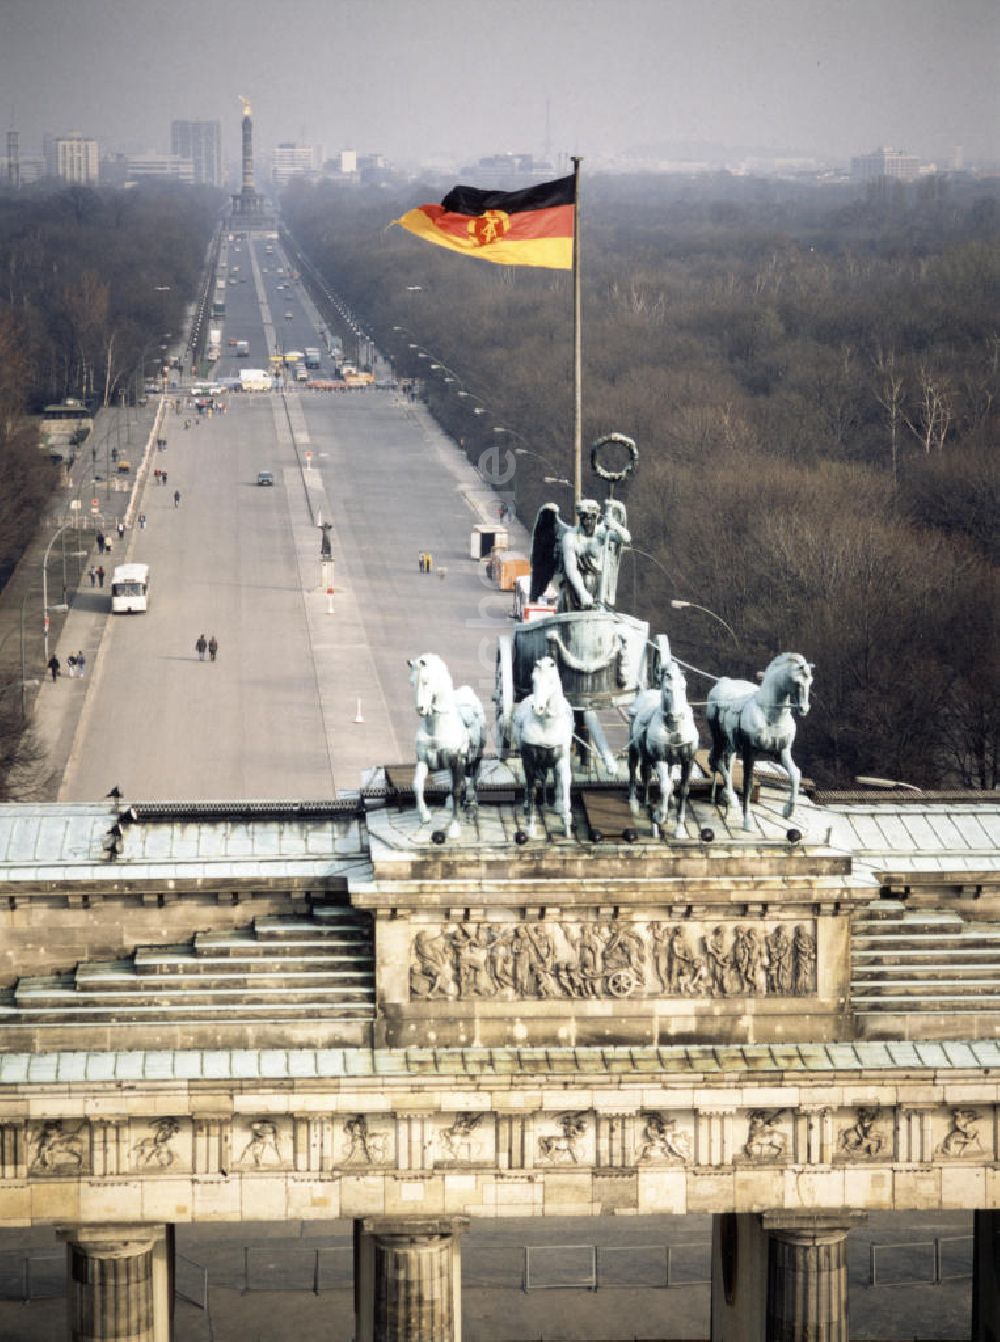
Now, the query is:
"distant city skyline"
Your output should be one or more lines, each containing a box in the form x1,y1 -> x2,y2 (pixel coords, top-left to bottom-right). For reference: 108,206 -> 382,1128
1,0 -> 997,173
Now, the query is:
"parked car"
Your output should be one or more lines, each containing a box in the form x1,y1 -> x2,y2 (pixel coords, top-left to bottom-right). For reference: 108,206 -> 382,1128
256,470 -> 275,487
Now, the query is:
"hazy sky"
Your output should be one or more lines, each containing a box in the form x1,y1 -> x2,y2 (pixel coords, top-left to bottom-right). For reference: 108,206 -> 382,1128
2,0 -> 997,167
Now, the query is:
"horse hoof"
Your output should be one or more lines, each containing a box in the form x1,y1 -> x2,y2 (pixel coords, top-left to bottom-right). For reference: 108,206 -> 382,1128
673,825 -> 685,841
628,798 -> 639,816
447,820 -> 462,839
782,802 -> 795,819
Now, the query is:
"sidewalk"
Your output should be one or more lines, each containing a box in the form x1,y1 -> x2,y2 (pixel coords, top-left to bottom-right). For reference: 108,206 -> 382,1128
0,401 -> 163,799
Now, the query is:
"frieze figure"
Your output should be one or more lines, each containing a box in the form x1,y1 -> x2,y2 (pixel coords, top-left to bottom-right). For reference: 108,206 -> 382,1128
766,925 -> 792,995
410,930 -> 456,999
838,1107 -> 884,1159
31,1121 -> 84,1172
538,1113 -> 588,1164
238,1120 -> 283,1168
440,1113 -> 484,1161
409,919 -> 817,1002
742,1110 -> 786,1162
938,1109 -> 982,1158
134,1117 -> 181,1169
638,1114 -> 693,1164
793,925 -> 817,994
344,1115 -> 387,1165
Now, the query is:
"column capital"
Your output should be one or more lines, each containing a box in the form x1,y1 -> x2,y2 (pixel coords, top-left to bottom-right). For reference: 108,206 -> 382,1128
58,1223 -> 166,1258
363,1216 -> 469,1240
763,1209 -> 867,1245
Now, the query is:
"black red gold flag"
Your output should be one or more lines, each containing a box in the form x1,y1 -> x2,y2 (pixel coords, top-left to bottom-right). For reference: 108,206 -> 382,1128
394,175 -> 575,269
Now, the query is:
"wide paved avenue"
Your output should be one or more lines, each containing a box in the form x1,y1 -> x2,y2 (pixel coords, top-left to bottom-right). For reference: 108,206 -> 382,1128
58,239 -> 509,800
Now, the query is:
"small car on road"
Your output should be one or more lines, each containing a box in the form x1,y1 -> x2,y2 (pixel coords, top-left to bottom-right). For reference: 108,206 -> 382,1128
256,470 -> 275,487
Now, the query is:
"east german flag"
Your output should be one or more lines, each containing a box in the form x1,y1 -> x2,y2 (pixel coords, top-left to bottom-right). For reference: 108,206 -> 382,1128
394,175 -> 575,270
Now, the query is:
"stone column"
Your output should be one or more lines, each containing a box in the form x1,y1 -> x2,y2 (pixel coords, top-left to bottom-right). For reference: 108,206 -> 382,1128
762,1212 -> 866,1342
60,1225 -> 171,1342
973,1209 -> 1000,1342
356,1217 -> 468,1342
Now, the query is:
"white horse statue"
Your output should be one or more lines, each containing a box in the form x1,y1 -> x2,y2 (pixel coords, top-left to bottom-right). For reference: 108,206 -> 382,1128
706,652 -> 813,831
409,653 -> 486,838
628,657 -> 699,838
512,655 -> 574,839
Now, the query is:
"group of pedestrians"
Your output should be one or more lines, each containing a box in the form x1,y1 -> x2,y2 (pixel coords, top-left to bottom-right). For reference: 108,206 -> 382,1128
88,566 -> 106,588
195,634 -> 219,663
47,650 -> 86,681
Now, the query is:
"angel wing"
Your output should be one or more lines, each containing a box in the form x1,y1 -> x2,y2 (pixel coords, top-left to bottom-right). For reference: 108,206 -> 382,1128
530,504 -> 563,602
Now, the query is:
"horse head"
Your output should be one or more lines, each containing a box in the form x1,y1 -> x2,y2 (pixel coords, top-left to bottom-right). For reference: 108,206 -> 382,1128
408,653 -> 452,718
658,658 -> 688,725
530,656 -> 563,719
763,652 -> 814,715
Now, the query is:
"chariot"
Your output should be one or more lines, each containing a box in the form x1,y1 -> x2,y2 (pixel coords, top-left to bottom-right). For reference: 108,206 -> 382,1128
493,433 -> 667,759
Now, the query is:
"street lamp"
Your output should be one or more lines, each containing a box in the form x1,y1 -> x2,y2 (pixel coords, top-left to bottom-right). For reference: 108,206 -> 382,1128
670,598 -> 739,645
42,523 -> 75,666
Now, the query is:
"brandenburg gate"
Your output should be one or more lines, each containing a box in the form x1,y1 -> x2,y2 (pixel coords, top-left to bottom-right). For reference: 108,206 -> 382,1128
1,783 -> 999,1341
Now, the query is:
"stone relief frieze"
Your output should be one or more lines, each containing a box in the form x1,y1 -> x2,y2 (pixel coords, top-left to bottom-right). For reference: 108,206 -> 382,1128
30,1121 -> 88,1175
837,1108 -> 886,1160
438,1113 -> 486,1162
340,1115 -> 391,1166
409,920 -> 818,1001
537,1113 -> 590,1165
637,1113 -> 693,1164
739,1110 -> 788,1163
133,1118 -> 182,1169
237,1119 -> 285,1168
936,1109 -> 983,1159
9,1102 -> 999,1182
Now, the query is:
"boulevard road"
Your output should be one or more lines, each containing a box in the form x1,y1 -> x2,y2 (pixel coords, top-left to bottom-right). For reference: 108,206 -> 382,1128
57,238 -> 512,800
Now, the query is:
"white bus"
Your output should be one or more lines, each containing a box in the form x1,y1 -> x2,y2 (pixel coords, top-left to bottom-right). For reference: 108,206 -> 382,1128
110,563 -> 150,614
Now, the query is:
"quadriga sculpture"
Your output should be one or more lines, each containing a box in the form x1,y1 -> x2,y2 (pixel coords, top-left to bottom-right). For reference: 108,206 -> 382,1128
628,655 -> 699,838
512,655 -> 574,839
409,653 -> 486,838
706,652 -> 813,831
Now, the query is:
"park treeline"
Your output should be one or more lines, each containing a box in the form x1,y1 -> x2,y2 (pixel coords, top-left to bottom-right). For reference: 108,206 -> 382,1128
0,181 -> 220,580
285,173 -> 1000,791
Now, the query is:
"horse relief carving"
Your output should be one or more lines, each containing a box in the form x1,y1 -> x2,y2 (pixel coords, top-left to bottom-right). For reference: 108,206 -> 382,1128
937,1109 -> 982,1158
30,1121 -> 85,1173
409,920 -> 816,1001
638,1113 -> 693,1164
438,1113 -> 485,1162
134,1117 -> 182,1169
342,1115 -> 389,1165
237,1120 -> 283,1168
538,1113 -> 589,1164
838,1107 -> 885,1159
741,1111 -> 787,1162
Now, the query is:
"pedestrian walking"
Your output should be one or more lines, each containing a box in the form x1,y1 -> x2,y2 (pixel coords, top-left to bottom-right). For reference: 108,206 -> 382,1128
208,635 -> 218,663
88,568 -> 96,588
96,565 -> 105,588
138,513 -> 146,530
67,655 -> 77,678
96,531 -> 105,554
162,471 -> 167,487
173,489 -> 181,508
195,634 -> 207,661
154,469 -> 161,486
47,655 -> 60,682
76,651 -> 86,678
117,521 -> 125,540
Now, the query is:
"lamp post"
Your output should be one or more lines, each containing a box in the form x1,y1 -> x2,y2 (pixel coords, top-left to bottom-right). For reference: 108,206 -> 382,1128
670,598 -> 739,645
42,523 -> 75,666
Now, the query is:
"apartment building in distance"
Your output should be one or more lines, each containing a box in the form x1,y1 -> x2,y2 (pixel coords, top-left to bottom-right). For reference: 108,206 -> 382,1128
170,118 -> 223,187
850,145 -> 922,183
271,142 -> 320,186
45,133 -> 99,184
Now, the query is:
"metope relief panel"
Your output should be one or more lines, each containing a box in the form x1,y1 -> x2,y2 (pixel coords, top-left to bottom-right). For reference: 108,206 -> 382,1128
28,1121 -> 90,1177
132,1117 -> 190,1172
426,1113 -> 495,1167
337,1115 -> 396,1168
409,919 -> 817,1001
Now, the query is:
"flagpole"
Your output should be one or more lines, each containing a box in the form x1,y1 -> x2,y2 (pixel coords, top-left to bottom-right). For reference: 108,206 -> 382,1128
572,155 -> 582,507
